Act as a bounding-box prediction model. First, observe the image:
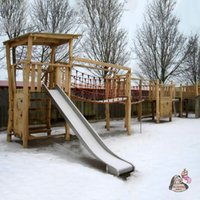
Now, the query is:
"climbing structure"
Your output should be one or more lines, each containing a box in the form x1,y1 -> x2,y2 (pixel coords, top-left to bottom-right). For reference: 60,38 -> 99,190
175,82 -> 200,118
4,32 -> 132,147
71,57 -> 132,132
131,78 -> 173,123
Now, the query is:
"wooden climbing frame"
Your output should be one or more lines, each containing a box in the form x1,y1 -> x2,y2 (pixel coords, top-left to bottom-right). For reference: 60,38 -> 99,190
72,57 -> 132,134
4,33 -> 79,147
175,82 -> 200,118
131,78 -> 173,123
4,32 -> 132,147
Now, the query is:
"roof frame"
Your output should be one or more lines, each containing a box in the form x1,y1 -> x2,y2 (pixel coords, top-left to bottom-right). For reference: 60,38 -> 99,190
3,32 -> 81,48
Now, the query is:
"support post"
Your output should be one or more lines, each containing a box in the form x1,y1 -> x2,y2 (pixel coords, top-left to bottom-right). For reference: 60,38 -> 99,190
171,82 -> 177,117
169,84 -> 173,121
156,80 -> 160,123
22,35 -> 32,148
125,71 -> 131,135
179,84 -> 183,117
137,79 -> 142,121
65,39 -> 73,141
45,47 -> 56,136
105,104 -> 110,131
195,81 -> 199,118
6,44 -> 13,142
47,98 -> 51,136
49,47 -> 55,88
105,78 -> 110,131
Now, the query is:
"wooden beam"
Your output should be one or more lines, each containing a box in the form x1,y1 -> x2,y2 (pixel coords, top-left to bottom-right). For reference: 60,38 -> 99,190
6,37 -> 29,48
30,61 -> 70,68
32,33 -> 80,40
3,33 -> 81,47
28,133 -> 65,140
73,64 -> 116,73
74,57 -> 131,72
32,38 -> 70,47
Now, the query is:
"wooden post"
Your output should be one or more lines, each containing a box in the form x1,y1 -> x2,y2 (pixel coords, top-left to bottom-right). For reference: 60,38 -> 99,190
55,66 -> 60,86
105,104 -> 110,131
37,64 -> 42,92
105,77 -> 110,131
68,39 -> 73,96
31,64 -> 35,92
65,124 -> 71,141
65,39 -> 73,141
22,35 -> 32,148
126,71 -> 132,135
156,80 -> 160,123
113,73 -> 117,98
45,47 -> 56,136
137,79 -> 142,121
6,44 -> 13,142
195,81 -> 199,118
149,80 -> 154,120
179,84 -> 183,117
46,98 -> 51,136
149,80 -> 152,100
171,82 -> 177,117
47,46 -> 56,135
169,84 -> 173,121
49,47 -> 55,88
124,102 -> 127,129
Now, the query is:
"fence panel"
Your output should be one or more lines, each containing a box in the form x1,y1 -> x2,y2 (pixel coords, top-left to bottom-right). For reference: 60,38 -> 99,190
0,88 -> 8,130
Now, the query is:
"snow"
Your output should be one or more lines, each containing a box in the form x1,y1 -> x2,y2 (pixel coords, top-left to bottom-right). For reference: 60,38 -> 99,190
0,116 -> 200,200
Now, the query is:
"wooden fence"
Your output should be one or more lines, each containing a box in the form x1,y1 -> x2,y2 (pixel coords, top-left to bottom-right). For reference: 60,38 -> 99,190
0,85 -> 153,129
0,87 -> 8,130
0,86 -> 196,130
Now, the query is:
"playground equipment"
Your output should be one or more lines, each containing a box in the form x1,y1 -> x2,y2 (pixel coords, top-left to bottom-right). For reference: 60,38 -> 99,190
131,78 -> 173,123
4,33 -> 133,176
45,84 -> 134,176
175,82 -> 200,118
71,57 -> 132,133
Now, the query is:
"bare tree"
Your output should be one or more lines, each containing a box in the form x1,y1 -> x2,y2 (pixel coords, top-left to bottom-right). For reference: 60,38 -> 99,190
31,0 -> 76,33
0,0 -> 27,64
181,34 -> 200,84
79,0 -> 130,77
134,0 -> 191,83
31,0 -> 79,62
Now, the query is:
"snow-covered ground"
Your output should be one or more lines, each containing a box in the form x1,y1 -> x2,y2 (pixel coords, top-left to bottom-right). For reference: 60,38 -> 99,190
0,116 -> 200,200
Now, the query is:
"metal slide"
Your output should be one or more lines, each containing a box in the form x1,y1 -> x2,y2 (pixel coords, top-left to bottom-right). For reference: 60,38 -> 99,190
44,85 -> 134,176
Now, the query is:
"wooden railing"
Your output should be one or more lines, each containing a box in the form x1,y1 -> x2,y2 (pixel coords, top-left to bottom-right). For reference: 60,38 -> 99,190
13,61 -> 71,92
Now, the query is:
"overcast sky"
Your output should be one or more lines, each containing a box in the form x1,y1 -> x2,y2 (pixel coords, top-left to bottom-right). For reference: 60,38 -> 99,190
122,0 -> 200,40
0,0 -> 200,80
